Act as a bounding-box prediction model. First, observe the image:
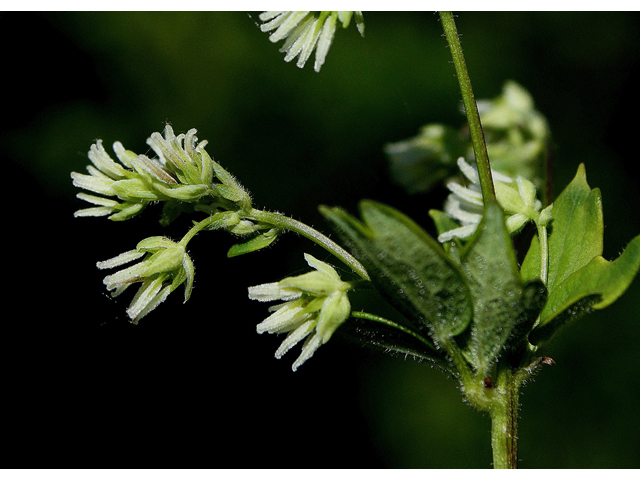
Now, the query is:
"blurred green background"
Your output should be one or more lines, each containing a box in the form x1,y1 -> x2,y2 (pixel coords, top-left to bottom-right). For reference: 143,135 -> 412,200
3,12 -> 640,468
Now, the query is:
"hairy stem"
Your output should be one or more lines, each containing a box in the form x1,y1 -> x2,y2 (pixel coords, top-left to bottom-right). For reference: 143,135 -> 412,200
490,366 -> 520,468
179,211 -> 234,246
351,311 -> 436,351
250,209 -> 370,281
437,335 -> 482,402
439,11 -> 495,203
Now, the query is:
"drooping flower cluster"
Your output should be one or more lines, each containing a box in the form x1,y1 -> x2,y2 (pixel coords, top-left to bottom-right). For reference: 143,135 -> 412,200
97,236 -> 194,323
71,126 -> 218,221
71,125 -> 254,226
71,125 -> 289,321
438,157 -> 552,243
248,253 -> 353,371
259,11 -> 364,72
384,81 -> 550,198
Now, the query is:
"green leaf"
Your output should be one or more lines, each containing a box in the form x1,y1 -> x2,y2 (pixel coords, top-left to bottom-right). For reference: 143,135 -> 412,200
459,202 -> 543,375
227,229 -> 279,257
522,164 -> 640,345
519,232 -> 541,283
320,200 -> 473,339
521,163 -> 603,287
505,279 -> 547,364
530,233 -> 640,345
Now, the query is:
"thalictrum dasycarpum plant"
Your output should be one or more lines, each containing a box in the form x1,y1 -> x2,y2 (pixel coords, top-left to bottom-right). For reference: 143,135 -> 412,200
71,11 -> 640,468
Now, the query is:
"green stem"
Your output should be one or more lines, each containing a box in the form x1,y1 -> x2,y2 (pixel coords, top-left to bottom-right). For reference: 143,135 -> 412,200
438,334 -> 476,389
250,209 -> 370,281
351,311 -> 435,351
177,208 -> 369,280
178,211 -> 236,247
490,367 -> 520,468
439,11 -> 495,203
537,223 -> 549,285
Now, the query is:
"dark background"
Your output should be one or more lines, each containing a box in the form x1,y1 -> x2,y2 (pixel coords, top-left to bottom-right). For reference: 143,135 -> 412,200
3,12 -> 640,468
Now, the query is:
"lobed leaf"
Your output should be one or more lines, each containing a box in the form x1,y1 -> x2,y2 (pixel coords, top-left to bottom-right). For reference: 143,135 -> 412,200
530,234 -> 640,344
459,202 -> 544,375
320,200 -> 473,340
521,163 -> 603,286
519,164 -> 640,345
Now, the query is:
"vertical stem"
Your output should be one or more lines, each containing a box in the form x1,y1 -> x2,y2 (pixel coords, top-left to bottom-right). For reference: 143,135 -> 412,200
490,367 -> 520,468
439,11 -> 496,203
440,12 -> 521,468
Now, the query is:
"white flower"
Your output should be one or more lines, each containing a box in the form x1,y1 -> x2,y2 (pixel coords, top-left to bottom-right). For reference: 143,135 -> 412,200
438,157 -> 552,243
146,125 -> 214,187
248,253 -> 352,371
259,11 -> 364,72
70,140 -> 149,220
71,126 -> 221,221
97,236 -> 195,323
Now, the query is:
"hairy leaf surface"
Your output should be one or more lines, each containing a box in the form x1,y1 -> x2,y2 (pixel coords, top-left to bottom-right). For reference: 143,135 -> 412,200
320,200 -> 473,339
459,202 -> 544,375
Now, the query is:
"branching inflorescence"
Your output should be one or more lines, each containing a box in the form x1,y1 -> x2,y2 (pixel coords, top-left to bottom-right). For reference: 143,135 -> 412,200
72,11 -> 640,468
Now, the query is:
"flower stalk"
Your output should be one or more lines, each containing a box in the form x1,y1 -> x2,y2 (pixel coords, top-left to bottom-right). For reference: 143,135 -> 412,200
249,209 -> 370,281
350,311 -> 435,351
537,223 -> 549,285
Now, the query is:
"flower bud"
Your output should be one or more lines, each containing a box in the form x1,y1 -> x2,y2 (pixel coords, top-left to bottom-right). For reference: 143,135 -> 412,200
97,236 -> 195,323
248,253 -> 352,370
